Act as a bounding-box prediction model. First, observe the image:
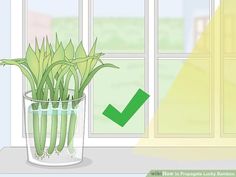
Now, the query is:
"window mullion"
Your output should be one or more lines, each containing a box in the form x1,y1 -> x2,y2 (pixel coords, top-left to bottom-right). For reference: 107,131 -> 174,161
88,0 -> 148,140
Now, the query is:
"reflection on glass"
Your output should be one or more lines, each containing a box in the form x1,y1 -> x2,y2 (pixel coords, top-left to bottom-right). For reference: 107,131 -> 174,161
223,0 -> 236,55
158,0 -> 210,53
157,60 -> 211,134
27,0 -> 79,46
92,60 -> 145,134
223,60 -> 236,135
94,0 -> 144,53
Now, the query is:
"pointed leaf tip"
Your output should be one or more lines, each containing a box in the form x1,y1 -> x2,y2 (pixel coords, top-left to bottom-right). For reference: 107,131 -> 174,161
65,40 -> 74,60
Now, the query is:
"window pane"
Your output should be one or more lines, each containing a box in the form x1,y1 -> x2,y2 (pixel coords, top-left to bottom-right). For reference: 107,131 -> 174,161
223,0 -> 236,55
27,0 -> 79,46
94,0 -> 144,53
223,60 -> 236,135
157,60 -> 211,135
158,0 -> 210,53
91,60 -> 146,134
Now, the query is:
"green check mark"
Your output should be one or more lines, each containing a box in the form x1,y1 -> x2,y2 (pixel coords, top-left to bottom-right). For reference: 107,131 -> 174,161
102,89 -> 150,127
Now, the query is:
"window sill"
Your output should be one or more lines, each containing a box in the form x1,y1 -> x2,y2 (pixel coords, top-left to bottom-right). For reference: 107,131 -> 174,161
0,147 -> 236,174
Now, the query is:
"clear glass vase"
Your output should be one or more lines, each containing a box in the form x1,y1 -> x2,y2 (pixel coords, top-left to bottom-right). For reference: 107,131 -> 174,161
23,91 -> 86,166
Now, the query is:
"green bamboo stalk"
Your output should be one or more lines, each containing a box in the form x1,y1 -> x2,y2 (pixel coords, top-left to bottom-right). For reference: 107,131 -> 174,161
67,110 -> 77,154
47,109 -> 58,155
32,111 -> 44,157
40,111 -> 47,152
1,37 -> 118,158
57,110 -> 68,152
40,86 -> 48,153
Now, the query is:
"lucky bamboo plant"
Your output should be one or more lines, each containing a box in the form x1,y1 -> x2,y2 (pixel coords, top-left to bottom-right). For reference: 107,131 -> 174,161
0,36 -> 118,157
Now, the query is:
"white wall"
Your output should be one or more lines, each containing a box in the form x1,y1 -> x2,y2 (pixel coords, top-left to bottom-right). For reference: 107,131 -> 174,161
0,0 -> 11,149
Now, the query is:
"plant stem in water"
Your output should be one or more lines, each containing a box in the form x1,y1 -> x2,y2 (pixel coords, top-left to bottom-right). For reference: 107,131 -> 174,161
33,111 -> 43,157
57,110 -> 68,152
40,110 -> 47,152
67,110 -> 77,153
47,109 -> 58,155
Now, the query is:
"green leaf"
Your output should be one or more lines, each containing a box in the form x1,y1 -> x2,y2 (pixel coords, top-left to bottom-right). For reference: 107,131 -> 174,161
45,76 -> 54,100
63,72 -> 72,100
70,66 -> 79,97
41,38 -> 50,73
53,66 -> 70,101
88,39 -> 99,71
55,72 -> 65,99
40,38 -> 45,53
22,62 -> 38,86
45,38 -> 54,87
26,45 -> 40,81
0,58 -> 25,65
42,55 -> 50,72
37,60 -> 73,99
0,59 -> 37,98
1,37 -> 119,108
76,42 -> 87,58
75,42 -> 89,80
48,43 -> 54,83
70,66 -> 80,107
39,38 -> 45,81
35,38 -> 40,58
42,84 -> 49,108
46,37 -> 51,56
77,63 -> 119,99
49,44 -> 54,55
55,33 -> 60,50
65,40 -> 74,61
89,38 -> 97,56
52,43 -> 65,77
91,52 -> 103,67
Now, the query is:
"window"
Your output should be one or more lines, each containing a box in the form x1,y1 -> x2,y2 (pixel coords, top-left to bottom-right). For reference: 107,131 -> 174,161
155,0 -> 213,137
92,0 -> 145,53
12,0 -> 235,147
11,0 -> 149,146
88,0 -> 149,137
158,0 -> 210,54
221,0 -> 236,137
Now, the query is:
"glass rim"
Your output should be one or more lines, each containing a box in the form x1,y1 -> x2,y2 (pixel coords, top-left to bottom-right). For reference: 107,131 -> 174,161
23,90 -> 86,103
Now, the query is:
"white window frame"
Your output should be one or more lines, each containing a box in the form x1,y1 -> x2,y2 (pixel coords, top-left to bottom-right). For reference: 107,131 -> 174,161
11,0 -> 234,147
154,0 -> 215,138
88,0 -> 150,138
